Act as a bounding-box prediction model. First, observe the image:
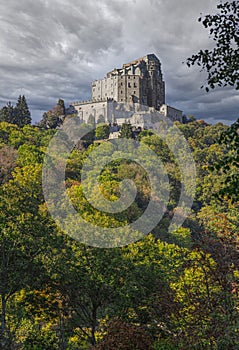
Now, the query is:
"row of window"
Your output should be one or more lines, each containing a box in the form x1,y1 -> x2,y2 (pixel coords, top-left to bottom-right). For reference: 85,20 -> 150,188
120,76 -> 137,79
93,84 -> 138,94
93,89 -> 138,96
120,91 -> 137,95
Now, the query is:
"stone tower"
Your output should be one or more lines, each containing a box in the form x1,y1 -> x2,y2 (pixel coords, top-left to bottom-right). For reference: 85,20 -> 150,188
70,54 -> 182,125
91,54 -> 165,110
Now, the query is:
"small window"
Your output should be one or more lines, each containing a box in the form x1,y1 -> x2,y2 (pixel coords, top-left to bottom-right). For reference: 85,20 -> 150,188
128,83 -> 131,88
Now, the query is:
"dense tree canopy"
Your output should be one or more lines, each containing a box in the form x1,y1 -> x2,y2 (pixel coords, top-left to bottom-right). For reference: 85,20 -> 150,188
187,0 -> 239,205
0,119 -> 238,349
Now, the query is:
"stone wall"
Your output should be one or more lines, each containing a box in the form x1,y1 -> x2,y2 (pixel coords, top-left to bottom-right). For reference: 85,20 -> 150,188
159,104 -> 182,122
71,100 -> 112,124
70,100 -> 182,128
92,76 -> 119,101
70,54 -> 182,127
91,54 -> 165,110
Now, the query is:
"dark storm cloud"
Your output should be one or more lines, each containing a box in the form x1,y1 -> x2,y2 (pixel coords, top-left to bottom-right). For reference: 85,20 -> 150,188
0,0 -> 124,117
0,0 -> 237,124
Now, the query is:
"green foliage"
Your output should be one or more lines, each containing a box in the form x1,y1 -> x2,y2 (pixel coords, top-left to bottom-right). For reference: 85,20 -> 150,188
0,102 -> 15,124
137,129 -> 154,141
211,118 -> 239,203
95,123 -> 110,139
0,96 -> 31,127
23,326 -> 58,350
186,1 -> 239,205
14,95 -> 31,127
65,149 -> 87,181
0,122 -> 55,150
170,248 -> 239,349
0,167 -> 45,346
38,112 -> 61,129
140,133 -> 173,162
38,99 -> 66,129
17,144 -> 44,166
187,1 -> 239,91
0,115 -> 238,349
119,122 -> 133,139
154,340 -> 178,350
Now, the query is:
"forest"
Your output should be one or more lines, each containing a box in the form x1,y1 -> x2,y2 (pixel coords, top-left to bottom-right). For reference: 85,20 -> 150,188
0,112 -> 238,349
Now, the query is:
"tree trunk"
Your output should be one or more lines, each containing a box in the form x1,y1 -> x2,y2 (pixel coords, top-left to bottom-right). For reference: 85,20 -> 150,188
91,306 -> 97,346
58,313 -> 67,350
1,294 -> 6,349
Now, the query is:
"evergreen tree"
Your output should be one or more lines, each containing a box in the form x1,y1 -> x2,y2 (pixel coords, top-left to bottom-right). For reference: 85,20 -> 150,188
119,122 -> 133,139
14,95 -> 31,127
0,102 -> 15,123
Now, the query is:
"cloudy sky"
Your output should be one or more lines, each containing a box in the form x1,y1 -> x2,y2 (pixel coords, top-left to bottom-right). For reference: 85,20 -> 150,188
0,0 -> 238,125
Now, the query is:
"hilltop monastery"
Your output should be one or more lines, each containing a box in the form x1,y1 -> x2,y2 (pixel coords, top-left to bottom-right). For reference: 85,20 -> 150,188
70,54 -> 182,130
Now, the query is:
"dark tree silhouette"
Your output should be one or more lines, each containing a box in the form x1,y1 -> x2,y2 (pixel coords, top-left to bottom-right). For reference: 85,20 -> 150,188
187,1 -> 239,91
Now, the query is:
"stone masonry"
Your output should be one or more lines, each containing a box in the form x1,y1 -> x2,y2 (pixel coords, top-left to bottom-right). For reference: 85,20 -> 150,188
70,54 -> 182,127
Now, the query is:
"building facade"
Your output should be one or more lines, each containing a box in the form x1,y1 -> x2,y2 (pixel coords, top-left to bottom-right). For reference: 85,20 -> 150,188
70,54 -> 182,127
91,54 -> 165,109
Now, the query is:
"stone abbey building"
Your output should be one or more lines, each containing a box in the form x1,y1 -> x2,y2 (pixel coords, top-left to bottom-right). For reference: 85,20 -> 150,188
70,54 -> 182,128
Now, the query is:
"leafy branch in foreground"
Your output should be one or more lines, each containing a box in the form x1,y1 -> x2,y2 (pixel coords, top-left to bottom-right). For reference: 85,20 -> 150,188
187,1 -> 239,91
